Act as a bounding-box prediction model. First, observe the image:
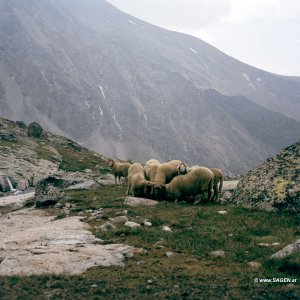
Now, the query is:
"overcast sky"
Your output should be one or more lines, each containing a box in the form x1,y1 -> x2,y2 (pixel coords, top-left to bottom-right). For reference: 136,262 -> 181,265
106,0 -> 300,77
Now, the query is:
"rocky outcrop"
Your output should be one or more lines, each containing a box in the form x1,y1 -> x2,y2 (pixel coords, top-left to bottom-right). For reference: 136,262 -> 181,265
35,172 -> 114,207
0,175 -> 16,192
231,141 -> 300,212
0,145 -> 59,190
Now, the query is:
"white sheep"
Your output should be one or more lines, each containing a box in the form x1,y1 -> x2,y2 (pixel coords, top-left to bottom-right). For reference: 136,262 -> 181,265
108,158 -> 131,185
154,166 -> 214,202
126,163 -> 154,197
209,168 -> 224,201
144,159 -> 161,182
177,164 -> 224,201
154,159 -> 182,185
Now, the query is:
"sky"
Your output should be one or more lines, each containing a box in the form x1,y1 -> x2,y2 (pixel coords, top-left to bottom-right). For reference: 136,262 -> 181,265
106,0 -> 300,76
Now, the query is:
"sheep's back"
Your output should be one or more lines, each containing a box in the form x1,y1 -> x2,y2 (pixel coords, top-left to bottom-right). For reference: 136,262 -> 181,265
155,160 -> 181,184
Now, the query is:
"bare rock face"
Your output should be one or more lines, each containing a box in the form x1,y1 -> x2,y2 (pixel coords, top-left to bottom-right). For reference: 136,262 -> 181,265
0,208 -> 134,275
0,175 -> 16,192
231,141 -> 300,212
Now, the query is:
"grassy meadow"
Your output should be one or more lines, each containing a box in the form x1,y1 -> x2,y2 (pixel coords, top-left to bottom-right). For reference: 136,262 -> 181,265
1,184 -> 299,299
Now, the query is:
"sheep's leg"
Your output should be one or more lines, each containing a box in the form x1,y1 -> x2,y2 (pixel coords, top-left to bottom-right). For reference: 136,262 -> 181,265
126,183 -> 130,195
114,175 -> 117,185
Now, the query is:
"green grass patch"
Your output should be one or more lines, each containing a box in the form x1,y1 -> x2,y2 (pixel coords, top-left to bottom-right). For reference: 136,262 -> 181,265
1,185 -> 299,299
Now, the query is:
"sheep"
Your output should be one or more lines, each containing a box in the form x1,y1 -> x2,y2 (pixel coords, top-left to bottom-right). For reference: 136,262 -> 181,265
107,158 -> 131,185
154,166 -> 214,202
209,168 -> 224,201
178,165 -> 224,201
126,163 -> 154,197
154,159 -> 182,185
144,159 -> 161,182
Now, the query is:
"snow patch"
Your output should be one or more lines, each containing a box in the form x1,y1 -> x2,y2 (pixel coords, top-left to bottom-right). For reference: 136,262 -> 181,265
189,47 -> 198,54
99,85 -> 107,101
242,73 -> 250,82
242,73 -> 257,90
256,77 -> 262,82
99,105 -> 104,116
128,19 -> 136,25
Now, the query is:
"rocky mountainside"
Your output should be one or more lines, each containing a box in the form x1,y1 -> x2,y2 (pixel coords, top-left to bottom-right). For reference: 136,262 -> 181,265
0,0 -> 300,174
231,140 -> 300,212
0,117 -> 110,193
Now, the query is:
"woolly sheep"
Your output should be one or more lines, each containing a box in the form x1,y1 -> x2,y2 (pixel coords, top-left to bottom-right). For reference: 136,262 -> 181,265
144,159 -> 161,182
179,165 -> 224,201
209,168 -> 224,201
108,158 -> 131,185
154,159 -> 182,185
154,166 -> 214,202
126,163 -> 154,197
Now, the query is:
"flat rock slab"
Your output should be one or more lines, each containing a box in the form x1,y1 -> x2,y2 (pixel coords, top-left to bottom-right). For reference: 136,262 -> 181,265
222,180 -> 239,191
124,197 -> 158,207
271,239 -> 300,259
0,191 -> 35,206
0,208 -> 133,275
67,180 -> 97,190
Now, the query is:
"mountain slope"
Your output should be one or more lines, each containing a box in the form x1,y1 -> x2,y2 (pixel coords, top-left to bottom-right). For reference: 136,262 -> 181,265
0,0 -> 300,174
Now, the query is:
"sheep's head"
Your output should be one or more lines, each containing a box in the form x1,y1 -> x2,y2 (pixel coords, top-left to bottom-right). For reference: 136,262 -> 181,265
107,159 -> 114,167
176,162 -> 188,175
143,181 -> 154,197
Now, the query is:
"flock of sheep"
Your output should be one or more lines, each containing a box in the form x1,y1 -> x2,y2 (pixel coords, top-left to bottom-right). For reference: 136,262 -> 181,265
108,158 -> 224,203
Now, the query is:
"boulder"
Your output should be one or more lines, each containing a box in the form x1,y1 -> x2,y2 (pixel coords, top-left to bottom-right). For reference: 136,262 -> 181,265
27,122 -> 43,138
35,176 -> 76,207
231,141 -> 300,212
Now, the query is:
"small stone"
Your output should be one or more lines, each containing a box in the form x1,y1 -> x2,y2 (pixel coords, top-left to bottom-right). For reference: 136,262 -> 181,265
218,210 -> 228,215
85,169 -> 93,173
144,221 -> 152,227
132,248 -> 146,255
54,203 -> 63,208
91,284 -> 97,288
228,233 -> 234,237
165,251 -> 175,257
136,261 -> 145,265
248,261 -> 261,268
210,250 -> 225,257
124,221 -> 141,228
65,203 -> 71,208
12,203 -> 24,211
123,210 -> 128,215
162,225 -> 172,232
258,243 -> 272,247
110,216 -> 128,225
223,191 -> 232,200
272,242 -> 280,246
174,285 -> 179,289
99,222 -> 116,231
77,212 -> 84,216
147,280 -> 153,284
89,215 -> 102,221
